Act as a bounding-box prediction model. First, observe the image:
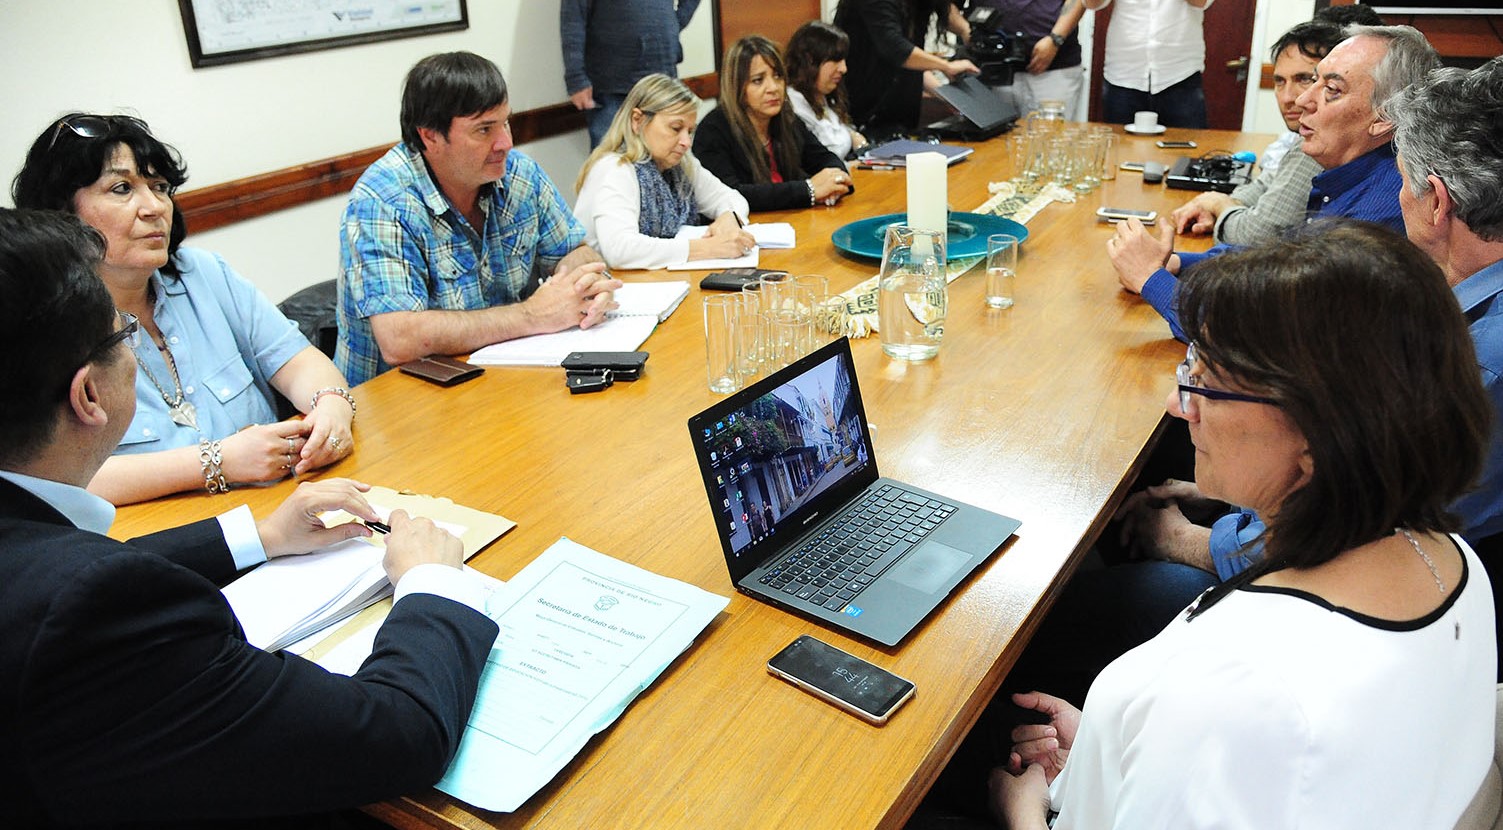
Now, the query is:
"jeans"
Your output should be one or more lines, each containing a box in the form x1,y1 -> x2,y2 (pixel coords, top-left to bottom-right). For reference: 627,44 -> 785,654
1102,72 -> 1208,129
586,93 -> 627,149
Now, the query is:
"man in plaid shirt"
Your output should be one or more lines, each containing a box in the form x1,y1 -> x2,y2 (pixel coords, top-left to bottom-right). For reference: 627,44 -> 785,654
337,51 -> 620,385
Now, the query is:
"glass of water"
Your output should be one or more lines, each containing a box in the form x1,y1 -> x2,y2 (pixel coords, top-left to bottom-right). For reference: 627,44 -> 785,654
877,225 -> 947,360
986,233 -> 1018,309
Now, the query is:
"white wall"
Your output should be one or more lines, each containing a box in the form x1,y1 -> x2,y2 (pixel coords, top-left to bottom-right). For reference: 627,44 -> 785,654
1243,0 -> 1318,135
0,0 -> 715,302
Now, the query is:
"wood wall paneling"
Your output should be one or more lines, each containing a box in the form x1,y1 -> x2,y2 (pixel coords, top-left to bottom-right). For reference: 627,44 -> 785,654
176,73 -> 717,234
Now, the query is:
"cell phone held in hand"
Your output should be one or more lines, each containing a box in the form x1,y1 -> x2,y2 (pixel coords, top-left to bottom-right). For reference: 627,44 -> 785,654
700,268 -> 789,292
767,635 -> 915,725
1096,206 -> 1159,225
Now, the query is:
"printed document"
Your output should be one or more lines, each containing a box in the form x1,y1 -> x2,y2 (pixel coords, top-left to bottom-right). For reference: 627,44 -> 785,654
436,537 -> 727,812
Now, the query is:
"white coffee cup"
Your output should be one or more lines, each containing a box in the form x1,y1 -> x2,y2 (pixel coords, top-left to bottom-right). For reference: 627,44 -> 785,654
1133,111 -> 1159,131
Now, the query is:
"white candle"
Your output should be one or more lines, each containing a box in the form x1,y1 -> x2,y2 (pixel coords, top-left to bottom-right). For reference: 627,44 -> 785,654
906,151 -> 947,257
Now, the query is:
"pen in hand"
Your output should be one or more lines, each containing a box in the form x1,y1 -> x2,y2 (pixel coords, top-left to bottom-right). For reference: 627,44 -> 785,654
362,519 -> 391,535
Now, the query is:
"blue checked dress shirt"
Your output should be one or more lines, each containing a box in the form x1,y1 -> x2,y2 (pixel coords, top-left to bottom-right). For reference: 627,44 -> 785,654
336,143 -> 586,385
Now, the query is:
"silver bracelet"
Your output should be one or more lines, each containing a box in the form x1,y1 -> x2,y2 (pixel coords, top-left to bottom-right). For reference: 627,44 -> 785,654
806,179 -> 817,207
310,386 -> 356,422
199,438 -> 229,495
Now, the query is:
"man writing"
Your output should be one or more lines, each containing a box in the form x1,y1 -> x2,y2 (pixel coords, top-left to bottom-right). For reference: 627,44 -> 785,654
1108,24 -> 1436,342
338,51 -> 619,386
0,208 -> 496,826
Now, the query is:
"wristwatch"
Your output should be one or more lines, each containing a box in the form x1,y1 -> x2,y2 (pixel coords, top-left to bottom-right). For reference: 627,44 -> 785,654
1049,32 -> 1067,47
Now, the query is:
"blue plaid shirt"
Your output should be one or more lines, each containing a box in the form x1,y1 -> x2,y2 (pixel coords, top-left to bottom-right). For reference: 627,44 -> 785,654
336,143 -> 586,385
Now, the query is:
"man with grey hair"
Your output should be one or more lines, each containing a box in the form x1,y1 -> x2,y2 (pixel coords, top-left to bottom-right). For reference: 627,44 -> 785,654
1108,26 -> 1441,571
1390,56 -> 1503,675
1107,25 -> 1438,343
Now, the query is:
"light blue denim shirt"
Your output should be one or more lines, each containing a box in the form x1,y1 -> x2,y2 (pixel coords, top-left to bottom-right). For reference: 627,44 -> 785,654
116,247 -> 309,455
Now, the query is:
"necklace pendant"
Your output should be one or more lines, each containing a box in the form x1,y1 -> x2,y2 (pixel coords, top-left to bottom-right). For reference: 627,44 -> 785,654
171,400 -> 198,430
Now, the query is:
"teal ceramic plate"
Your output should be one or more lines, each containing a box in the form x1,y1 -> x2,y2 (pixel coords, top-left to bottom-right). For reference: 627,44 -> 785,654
830,212 -> 1029,260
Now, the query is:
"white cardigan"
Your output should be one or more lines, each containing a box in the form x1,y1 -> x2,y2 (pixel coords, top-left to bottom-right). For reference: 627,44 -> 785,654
575,154 -> 749,270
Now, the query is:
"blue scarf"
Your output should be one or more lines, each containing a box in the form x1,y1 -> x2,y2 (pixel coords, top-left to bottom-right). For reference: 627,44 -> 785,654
634,160 -> 696,238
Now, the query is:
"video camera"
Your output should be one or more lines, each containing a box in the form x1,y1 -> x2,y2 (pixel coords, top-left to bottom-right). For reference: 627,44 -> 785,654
962,5 -> 1031,86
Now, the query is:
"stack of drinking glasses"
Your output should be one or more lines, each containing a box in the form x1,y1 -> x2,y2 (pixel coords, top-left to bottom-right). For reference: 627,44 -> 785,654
706,273 -> 839,393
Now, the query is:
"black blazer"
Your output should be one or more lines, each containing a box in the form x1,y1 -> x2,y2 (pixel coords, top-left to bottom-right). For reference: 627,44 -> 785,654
0,478 -> 498,828
693,105 -> 849,212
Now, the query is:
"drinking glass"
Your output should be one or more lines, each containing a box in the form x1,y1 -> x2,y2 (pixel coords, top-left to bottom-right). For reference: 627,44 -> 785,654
985,234 -> 1018,309
877,225 -> 947,360
704,295 -> 742,393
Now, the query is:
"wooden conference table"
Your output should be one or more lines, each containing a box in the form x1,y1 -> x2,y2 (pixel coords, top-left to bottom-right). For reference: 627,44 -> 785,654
112,126 -> 1272,829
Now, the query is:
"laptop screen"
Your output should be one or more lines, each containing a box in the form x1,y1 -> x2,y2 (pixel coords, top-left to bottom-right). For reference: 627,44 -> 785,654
688,339 -> 878,580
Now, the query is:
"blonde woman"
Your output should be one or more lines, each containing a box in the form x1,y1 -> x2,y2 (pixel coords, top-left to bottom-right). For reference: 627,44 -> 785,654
575,74 -> 753,269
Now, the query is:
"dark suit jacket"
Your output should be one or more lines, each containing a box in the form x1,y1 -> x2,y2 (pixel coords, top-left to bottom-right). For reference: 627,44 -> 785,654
0,478 -> 498,828
692,105 -> 849,212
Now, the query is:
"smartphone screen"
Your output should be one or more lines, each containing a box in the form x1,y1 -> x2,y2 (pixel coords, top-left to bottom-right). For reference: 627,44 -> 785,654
1096,207 -> 1158,224
767,635 -> 915,724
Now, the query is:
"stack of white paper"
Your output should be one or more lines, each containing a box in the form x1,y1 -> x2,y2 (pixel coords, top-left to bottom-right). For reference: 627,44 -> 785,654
222,537 -> 390,652
747,222 -> 795,249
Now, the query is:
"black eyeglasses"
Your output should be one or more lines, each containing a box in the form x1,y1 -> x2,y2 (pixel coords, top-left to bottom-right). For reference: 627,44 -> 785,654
80,311 -> 140,367
45,114 -> 150,153
1176,342 -> 1279,416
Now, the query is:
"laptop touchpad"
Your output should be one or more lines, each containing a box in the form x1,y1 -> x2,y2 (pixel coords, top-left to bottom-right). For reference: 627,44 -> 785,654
888,541 -> 971,595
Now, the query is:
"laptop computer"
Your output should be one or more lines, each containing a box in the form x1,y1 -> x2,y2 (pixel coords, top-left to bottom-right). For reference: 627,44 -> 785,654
687,338 -> 1021,646
928,75 -> 1020,141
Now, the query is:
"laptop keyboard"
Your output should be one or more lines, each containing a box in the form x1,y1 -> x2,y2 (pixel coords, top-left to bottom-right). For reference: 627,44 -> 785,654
758,484 -> 957,612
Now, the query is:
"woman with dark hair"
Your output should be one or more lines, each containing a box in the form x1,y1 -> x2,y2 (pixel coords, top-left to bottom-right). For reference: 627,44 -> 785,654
12,114 -> 356,505
692,35 -> 853,212
833,0 -> 977,133
785,21 -> 869,160
991,222 -> 1496,828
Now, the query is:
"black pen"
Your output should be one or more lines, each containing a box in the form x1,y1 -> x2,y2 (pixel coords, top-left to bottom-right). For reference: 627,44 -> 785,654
362,519 -> 391,535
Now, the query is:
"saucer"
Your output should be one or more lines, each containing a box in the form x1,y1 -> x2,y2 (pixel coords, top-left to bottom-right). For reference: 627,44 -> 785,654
1124,123 -> 1167,135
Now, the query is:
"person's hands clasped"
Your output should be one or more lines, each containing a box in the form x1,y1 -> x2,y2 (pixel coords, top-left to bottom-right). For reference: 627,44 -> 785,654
988,763 -> 1051,830
382,509 -> 465,585
1006,691 -> 1081,782
527,261 -> 622,332
1114,479 -> 1217,569
810,168 -> 853,206
221,420 -> 314,485
297,393 -> 355,475
1106,217 -> 1175,294
256,478 -> 380,559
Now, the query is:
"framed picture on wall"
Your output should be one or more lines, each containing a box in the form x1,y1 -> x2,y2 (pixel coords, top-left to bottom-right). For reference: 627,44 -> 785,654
178,0 -> 468,68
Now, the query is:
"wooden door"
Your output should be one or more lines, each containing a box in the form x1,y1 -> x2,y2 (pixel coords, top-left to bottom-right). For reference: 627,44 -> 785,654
1088,0 -> 1258,130
713,0 -> 822,64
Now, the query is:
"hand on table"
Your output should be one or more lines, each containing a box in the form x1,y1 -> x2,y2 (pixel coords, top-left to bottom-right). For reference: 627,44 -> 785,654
810,167 -> 853,206
691,212 -> 756,259
256,478 -> 379,559
222,420 -> 314,485
1106,217 -> 1175,294
382,509 -> 465,585
297,393 -> 355,475
1171,192 -> 1237,236
526,261 -> 622,331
